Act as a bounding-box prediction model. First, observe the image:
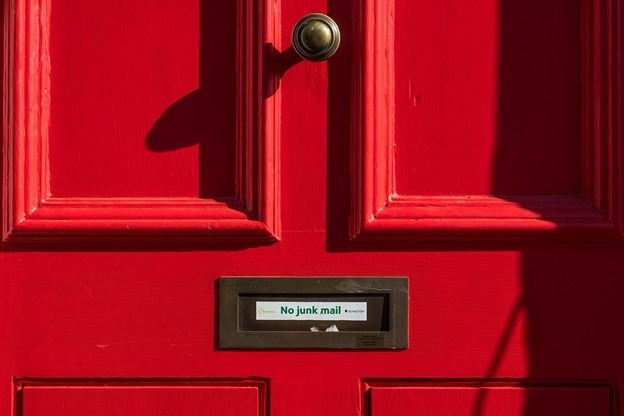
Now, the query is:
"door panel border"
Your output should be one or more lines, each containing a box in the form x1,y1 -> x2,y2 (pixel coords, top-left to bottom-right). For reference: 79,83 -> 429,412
15,379 -> 268,416
350,0 -> 623,241
362,380 -> 616,416
2,0 -> 281,243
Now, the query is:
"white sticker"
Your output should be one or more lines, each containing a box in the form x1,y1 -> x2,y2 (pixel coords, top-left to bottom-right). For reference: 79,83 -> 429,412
256,301 -> 367,321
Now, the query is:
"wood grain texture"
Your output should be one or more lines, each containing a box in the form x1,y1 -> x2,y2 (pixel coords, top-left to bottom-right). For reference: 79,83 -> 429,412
350,0 -> 622,241
2,0 -> 280,242
19,381 -> 266,416
366,383 -> 612,416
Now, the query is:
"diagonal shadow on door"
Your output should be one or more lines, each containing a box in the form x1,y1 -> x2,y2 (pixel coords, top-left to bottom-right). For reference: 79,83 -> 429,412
490,1 -> 620,415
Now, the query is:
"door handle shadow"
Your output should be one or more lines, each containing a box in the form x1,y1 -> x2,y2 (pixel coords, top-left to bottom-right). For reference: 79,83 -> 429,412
145,89 -> 207,152
264,44 -> 302,99
146,44 -> 300,154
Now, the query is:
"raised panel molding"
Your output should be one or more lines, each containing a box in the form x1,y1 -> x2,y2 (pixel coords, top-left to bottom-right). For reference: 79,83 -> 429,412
2,0 -> 280,242
351,0 -> 623,241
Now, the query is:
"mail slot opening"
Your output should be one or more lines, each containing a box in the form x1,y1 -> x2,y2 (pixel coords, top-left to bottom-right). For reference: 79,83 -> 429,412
238,294 -> 390,332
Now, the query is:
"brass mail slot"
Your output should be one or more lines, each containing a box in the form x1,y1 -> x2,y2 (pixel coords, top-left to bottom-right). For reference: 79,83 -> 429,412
218,277 -> 408,349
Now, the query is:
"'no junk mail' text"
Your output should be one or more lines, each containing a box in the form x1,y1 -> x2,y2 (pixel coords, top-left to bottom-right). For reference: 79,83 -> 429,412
256,302 -> 367,321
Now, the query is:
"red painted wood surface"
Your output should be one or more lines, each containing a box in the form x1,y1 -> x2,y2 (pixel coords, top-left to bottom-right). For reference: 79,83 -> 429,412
1,0 -> 624,416
21,383 -> 264,416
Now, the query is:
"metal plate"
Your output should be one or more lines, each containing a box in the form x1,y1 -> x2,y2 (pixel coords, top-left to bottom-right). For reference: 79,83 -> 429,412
218,277 -> 408,349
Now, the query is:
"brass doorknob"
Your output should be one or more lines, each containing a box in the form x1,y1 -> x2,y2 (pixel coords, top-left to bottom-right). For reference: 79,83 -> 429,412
292,14 -> 341,62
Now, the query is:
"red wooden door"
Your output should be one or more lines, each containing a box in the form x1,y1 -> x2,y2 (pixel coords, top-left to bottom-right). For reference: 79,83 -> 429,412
2,0 -> 623,415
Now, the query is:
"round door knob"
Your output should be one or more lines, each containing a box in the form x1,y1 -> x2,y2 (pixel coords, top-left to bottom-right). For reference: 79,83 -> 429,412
292,14 -> 341,62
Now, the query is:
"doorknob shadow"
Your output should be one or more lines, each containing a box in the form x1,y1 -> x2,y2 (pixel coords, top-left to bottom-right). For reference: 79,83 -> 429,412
146,89 -> 208,152
145,85 -> 237,203
146,41 -> 299,208
264,44 -> 303,99
142,0 -> 300,203
145,43 -> 299,201
144,1 -> 236,202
